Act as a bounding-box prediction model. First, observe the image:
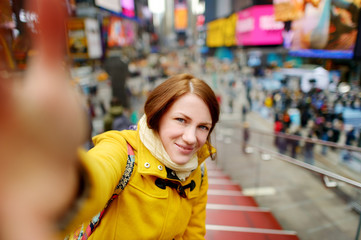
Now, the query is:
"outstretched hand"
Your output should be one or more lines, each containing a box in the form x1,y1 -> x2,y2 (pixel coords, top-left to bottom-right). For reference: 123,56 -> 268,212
0,0 -> 88,239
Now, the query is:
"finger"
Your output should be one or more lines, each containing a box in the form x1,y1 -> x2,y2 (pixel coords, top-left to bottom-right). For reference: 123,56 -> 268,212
26,0 -> 68,65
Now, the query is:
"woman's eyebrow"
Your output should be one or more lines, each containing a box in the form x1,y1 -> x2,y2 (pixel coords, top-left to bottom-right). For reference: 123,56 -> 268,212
176,113 -> 212,126
200,122 -> 212,126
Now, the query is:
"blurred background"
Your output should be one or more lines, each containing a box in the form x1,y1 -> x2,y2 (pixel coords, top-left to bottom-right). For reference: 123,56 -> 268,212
1,0 -> 361,239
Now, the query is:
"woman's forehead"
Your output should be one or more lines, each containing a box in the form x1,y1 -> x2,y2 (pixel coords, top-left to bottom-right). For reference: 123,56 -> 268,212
167,94 -> 211,120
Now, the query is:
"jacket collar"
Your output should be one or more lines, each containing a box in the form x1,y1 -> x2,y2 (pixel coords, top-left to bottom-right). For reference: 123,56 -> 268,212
119,128 -> 216,183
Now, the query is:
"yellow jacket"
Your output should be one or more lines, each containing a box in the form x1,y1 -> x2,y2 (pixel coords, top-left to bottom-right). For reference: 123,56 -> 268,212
66,128 -> 215,240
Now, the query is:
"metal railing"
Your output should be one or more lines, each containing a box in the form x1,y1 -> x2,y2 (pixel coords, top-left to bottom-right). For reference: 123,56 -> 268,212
214,123 -> 361,240
246,127 -> 361,209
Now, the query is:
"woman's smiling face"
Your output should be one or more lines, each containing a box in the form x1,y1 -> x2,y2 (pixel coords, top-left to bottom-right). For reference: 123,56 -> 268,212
158,93 -> 212,165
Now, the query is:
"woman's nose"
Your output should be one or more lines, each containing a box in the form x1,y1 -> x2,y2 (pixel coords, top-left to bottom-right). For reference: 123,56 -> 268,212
182,127 -> 197,144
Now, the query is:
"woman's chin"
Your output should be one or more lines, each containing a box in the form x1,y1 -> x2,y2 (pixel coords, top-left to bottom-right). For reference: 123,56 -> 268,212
170,156 -> 192,165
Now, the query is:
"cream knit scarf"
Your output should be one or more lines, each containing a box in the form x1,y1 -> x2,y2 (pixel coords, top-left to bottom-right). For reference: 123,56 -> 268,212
138,114 -> 198,181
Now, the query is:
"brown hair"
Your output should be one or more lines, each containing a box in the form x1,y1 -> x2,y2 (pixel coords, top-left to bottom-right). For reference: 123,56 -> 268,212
144,73 -> 220,140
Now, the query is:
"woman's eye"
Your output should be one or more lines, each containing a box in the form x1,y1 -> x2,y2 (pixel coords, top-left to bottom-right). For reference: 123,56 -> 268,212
199,125 -> 209,131
176,118 -> 185,123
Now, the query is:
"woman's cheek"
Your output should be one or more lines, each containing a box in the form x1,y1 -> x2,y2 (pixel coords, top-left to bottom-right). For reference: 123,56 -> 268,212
198,132 -> 209,146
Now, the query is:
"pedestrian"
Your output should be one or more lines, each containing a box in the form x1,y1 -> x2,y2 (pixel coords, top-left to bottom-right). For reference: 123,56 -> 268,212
274,113 -> 283,147
289,127 -> 301,159
242,121 -> 250,153
304,132 -> 316,165
345,126 -> 356,146
321,121 -> 333,155
330,119 -> 342,150
342,126 -> 356,162
277,128 -> 288,155
242,105 -> 248,122
103,49 -> 130,108
103,97 -> 132,132
282,110 -> 291,130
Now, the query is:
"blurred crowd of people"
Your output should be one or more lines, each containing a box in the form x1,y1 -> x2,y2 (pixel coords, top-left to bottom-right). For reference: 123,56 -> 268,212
261,84 -> 360,164
82,46 -> 361,169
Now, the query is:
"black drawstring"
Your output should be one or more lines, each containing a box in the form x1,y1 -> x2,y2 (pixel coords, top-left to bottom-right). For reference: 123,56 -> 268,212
155,178 -> 196,198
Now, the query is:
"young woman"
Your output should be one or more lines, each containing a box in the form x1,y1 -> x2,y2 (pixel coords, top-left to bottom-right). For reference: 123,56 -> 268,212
62,73 -> 220,239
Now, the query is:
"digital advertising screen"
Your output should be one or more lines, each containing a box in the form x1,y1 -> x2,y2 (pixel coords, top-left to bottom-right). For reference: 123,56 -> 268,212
273,0 -> 304,22
288,0 -> 361,59
206,13 -> 236,48
67,18 -> 88,59
84,18 -> 103,59
174,0 -> 188,31
107,16 -> 136,47
223,13 -> 237,47
120,0 -> 135,18
235,5 -> 284,46
107,16 -> 126,47
206,18 -> 225,47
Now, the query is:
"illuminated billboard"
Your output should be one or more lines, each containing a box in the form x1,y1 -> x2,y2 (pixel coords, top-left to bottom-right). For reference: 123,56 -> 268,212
67,18 -> 103,59
288,0 -> 360,59
107,16 -> 136,47
174,0 -> 188,31
206,18 -> 225,47
120,0 -> 135,18
224,13 -> 237,47
206,14 -> 236,47
273,0 -> 304,22
235,5 -> 284,46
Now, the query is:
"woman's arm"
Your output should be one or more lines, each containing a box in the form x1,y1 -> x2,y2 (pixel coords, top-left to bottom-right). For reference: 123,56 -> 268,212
0,58 -> 88,240
60,132 -> 130,237
0,1 -> 90,238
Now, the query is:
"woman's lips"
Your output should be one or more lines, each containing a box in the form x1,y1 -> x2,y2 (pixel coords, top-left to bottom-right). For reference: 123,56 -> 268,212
175,143 -> 194,154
